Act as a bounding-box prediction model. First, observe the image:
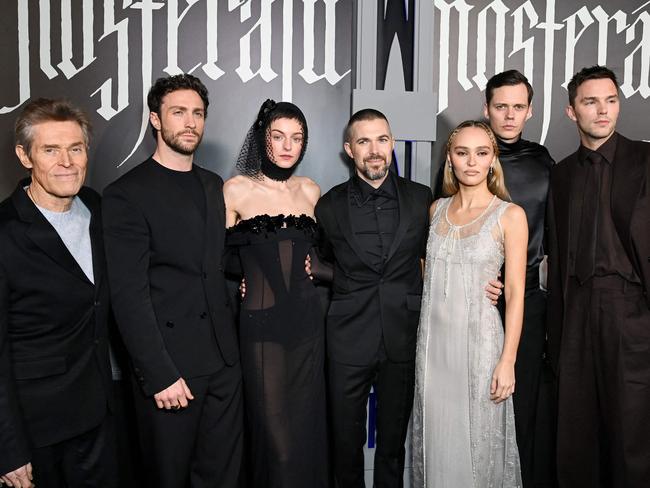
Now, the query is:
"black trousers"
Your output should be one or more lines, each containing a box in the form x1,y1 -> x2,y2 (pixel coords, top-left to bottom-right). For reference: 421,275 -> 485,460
31,416 -> 117,488
328,352 -> 414,488
132,361 -> 244,488
557,276 -> 650,488
510,290 -> 555,487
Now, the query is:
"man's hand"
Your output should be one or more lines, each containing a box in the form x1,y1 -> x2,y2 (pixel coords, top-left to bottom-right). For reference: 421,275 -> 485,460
1,463 -> 34,488
154,378 -> 194,410
485,272 -> 504,305
305,255 -> 312,280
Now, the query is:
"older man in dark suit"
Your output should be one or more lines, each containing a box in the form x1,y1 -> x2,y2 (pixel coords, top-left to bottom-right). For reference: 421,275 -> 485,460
546,65 -> 650,488
0,99 -> 114,487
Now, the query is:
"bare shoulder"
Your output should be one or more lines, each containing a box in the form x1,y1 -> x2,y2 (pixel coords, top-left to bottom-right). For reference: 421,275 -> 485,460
429,199 -> 440,219
295,176 -> 321,202
501,202 -> 528,230
223,175 -> 253,199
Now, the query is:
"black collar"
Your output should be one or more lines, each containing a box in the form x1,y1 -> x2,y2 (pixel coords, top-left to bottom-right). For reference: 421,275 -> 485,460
578,132 -> 618,166
351,172 -> 397,207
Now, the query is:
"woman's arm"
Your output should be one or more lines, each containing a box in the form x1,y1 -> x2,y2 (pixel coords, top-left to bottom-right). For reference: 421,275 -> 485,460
491,203 -> 528,404
223,176 -> 248,228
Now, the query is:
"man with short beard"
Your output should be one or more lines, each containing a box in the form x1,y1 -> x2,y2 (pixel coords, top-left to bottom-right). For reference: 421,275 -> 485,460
315,109 -> 433,487
102,74 -> 242,488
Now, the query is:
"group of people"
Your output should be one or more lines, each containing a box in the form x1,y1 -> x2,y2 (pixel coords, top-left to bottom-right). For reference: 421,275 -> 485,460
0,64 -> 647,488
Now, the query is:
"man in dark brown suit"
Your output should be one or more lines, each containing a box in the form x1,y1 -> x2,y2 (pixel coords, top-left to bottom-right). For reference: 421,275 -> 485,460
546,65 -> 650,488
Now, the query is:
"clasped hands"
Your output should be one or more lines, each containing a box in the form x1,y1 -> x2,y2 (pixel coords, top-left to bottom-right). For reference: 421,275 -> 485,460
154,377 -> 194,410
1,463 -> 34,488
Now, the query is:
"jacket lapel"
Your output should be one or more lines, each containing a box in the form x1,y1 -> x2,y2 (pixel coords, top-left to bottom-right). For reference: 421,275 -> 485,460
13,183 -> 91,284
385,176 -> 413,263
196,167 -> 223,265
333,181 -> 379,272
79,189 -> 104,289
610,134 -> 645,253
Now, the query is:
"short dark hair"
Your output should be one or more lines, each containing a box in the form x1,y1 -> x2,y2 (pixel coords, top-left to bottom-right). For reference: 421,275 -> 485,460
147,74 -> 209,138
485,70 -> 533,105
344,108 -> 390,143
567,65 -> 619,106
15,98 -> 92,156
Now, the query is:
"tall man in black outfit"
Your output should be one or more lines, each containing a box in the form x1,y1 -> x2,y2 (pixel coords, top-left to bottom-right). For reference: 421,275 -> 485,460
0,99 -> 115,487
315,109 -> 433,488
102,75 -> 242,488
483,70 -> 555,487
546,65 -> 650,488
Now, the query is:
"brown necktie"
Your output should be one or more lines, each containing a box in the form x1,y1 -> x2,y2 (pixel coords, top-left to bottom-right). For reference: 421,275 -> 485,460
575,152 -> 603,284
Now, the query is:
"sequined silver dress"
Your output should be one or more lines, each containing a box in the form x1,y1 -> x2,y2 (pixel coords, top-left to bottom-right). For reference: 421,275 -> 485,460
412,196 -> 522,487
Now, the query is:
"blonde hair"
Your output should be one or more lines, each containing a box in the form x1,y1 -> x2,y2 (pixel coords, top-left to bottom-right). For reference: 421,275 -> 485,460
442,120 -> 510,201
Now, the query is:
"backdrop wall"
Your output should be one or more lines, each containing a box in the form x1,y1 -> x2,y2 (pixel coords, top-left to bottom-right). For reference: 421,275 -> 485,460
2,1 -> 649,486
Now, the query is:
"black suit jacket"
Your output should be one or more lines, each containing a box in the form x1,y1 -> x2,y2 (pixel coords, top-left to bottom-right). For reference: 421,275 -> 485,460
0,182 -> 112,475
315,174 -> 433,365
102,158 -> 238,397
546,133 -> 650,373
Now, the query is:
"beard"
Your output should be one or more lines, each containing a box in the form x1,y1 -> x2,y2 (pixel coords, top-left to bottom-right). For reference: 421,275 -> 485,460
359,154 -> 389,181
161,126 -> 203,156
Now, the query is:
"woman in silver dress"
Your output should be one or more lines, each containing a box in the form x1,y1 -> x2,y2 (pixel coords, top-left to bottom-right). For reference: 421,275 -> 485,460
413,120 -> 528,487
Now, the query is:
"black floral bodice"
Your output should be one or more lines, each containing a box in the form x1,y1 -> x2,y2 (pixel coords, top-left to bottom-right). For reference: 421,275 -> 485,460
226,214 -> 319,312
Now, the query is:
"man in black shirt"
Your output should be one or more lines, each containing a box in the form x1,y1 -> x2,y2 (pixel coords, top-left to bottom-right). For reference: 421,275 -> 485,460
546,65 -> 650,488
102,75 -> 242,488
484,70 -> 555,487
315,109 -> 433,488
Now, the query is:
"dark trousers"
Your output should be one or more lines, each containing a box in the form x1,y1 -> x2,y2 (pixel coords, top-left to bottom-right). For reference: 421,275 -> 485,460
132,361 -> 244,488
557,276 -> 650,488
511,290 -> 555,487
31,417 -> 117,488
328,353 -> 414,488
113,378 -> 143,487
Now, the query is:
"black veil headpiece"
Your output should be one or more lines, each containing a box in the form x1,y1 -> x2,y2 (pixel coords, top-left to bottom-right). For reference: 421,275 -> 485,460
236,99 -> 308,181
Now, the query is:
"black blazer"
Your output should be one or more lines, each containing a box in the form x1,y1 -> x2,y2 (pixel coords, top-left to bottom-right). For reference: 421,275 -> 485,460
546,133 -> 650,373
102,158 -> 238,397
315,174 -> 433,365
0,183 -> 112,475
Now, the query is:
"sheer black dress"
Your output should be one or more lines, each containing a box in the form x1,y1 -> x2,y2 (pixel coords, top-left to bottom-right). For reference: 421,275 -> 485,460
226,214 -> 327,488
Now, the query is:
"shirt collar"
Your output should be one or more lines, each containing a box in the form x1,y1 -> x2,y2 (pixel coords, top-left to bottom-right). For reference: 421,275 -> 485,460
578,131 -> 618,165
351,171 -> 397,206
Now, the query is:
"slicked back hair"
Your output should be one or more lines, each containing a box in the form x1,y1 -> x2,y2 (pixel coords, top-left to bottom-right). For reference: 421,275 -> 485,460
442,120 -> 510,201
15,98 -> 91,157
485,70 -> 533,105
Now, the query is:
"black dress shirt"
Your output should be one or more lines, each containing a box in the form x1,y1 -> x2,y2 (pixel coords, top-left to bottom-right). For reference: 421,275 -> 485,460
575,133 -> 639,283
349,173 -> 399,271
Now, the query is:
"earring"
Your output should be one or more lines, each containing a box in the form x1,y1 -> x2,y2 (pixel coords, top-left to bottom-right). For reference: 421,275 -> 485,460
447,161 -> 453,172
489,165 -> 494,176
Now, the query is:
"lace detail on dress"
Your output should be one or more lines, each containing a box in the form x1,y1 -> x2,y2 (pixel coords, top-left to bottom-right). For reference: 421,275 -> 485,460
412,196 -> 521,488
227,214 -> 317,235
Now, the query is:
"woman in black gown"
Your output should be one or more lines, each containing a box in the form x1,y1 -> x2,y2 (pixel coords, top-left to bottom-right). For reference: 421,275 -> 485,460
223,100 -> 327,487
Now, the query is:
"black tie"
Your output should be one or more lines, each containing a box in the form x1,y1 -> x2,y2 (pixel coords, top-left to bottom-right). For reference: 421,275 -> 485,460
575,152 -> 603,283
